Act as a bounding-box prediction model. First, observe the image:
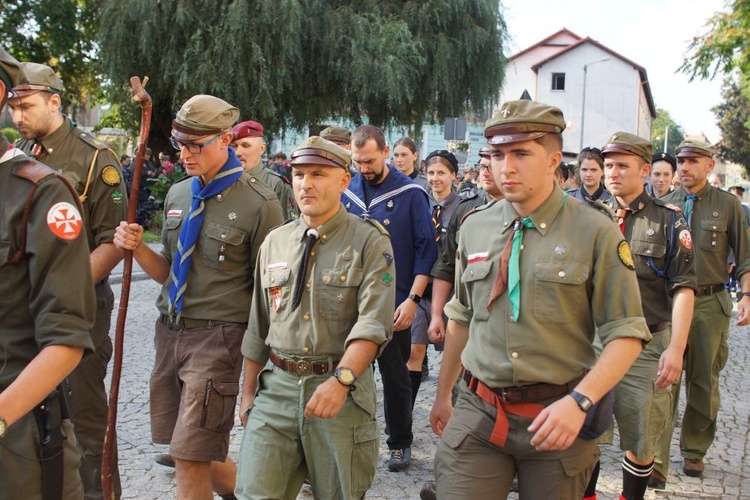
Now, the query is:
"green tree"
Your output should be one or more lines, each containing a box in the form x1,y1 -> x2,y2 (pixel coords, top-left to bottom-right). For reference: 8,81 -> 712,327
713,75 -> 750,172
650,108 -> 685,156
0,0 -> 101,106
97,0 -> 507,148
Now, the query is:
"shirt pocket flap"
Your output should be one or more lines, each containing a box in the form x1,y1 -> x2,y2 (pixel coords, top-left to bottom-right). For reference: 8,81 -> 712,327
535,262 -> 590,285
700,219 -> 727,232
205,223 -> 246,246
262,268 -> 292,288
212,380 -> 239,397
323,267 -> 364,287
164,216 -> 183,230
630,239 -> 667,259
461,261 -> 493,283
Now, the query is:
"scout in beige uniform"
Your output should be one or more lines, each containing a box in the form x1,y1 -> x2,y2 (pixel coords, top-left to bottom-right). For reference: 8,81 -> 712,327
236,136 -> 395,500
653,139 -> 750,485
429,100 -> 651,499
9,62 -> 126,499
113,95 -> 283,500
231,120 -> 297,219
579,133 -> 696,500
0,47 -> 95,500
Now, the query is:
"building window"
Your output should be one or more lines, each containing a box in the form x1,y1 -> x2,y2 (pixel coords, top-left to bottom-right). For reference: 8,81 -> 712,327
552,73 -> 565,91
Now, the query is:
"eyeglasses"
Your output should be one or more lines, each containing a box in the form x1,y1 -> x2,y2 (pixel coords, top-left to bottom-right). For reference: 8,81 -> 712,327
478,163 -> 490,172
170,134 -> 220,154
580,147 -> 602,155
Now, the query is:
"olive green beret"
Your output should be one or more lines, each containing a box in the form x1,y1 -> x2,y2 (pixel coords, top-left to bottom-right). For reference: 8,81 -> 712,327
485,100 -> 566,145
601,131 -> 653,163
0,48 -> 23,92
675,139 -> 715,159
172,94 -> 239,141
13,62 -> 63,96
291,136 -> 351,170
319,126 -> 352,146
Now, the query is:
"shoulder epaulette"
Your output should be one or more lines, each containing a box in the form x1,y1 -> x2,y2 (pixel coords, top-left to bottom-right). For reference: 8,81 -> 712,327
585,198 -> 615,221
366,218 -> 390,237
461,199 -> 496,224
247,176 -> 279,201
75,129 -> 109,150
458,193 -> 480,204
654,198 -> 682,212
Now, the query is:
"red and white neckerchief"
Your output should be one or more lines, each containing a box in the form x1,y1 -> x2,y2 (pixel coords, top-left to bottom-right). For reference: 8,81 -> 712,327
0,144 -> 27,164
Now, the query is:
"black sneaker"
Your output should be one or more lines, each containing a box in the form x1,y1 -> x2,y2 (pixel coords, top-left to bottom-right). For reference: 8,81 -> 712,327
419,481 -> 436,499
387,448 -> 411,472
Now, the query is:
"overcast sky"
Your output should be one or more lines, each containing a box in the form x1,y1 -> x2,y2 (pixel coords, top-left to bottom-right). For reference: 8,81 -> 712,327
500,0 -> 728,141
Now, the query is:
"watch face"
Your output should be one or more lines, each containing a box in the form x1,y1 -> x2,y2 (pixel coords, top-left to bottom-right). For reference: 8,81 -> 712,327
0,418 -> 6,438
337,368 -> 356,385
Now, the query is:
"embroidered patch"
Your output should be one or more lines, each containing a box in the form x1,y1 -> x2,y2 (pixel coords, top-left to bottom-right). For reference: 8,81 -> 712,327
111,190 -> 123,205
617,240 -> 635,270
467,252 -> 489,264
101,165 -> 121,186
167,209 -> 183,217
381,272 -> 393,287
383,252 -> 393,267
679,229 -> 693,250
47,202 -> 83,240
663,203 -> 681,212
267,262 -> 288,271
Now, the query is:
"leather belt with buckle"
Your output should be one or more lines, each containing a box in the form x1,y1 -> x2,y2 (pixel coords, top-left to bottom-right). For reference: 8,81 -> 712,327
269,350 -> 339,376
462,369 -> 584,404
695,284 -> 726,297
159,313 -> 216,330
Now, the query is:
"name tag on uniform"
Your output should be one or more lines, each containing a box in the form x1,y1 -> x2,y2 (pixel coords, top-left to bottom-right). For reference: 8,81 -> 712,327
267,262 -> 288,271
467,252 -> 489,264
167,209 -> 182,217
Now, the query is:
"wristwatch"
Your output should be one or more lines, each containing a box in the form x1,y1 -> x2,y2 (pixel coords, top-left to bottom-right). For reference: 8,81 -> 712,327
407,293 -> 422,304
0,416 -> 7,438
333,367 -> 357,388
569,390 -> 594,413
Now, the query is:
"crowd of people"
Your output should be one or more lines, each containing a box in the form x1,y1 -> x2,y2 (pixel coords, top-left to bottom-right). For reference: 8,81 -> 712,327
2,44 -> 750,500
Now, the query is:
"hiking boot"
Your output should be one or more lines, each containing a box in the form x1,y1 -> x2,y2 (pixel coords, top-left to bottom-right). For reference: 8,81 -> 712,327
648,470 -> 667,489
683,458 -> 704,477
387,448 -> 411,472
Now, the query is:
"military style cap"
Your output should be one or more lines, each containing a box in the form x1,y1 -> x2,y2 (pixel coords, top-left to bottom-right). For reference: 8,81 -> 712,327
172,94 -> 239,141
675,139 -> 715,159
0,48 -> 22,91
425,149 -> 459,173
478,145 -> 492,158
291,136 -> 351,170
729,185 -> 746,195
601,131 -> 653,163
232,120 -> 264,140
485,100 -> 566,145
319,126 -> 351,146
652,152 -> 676,171
13,62 -> 63,96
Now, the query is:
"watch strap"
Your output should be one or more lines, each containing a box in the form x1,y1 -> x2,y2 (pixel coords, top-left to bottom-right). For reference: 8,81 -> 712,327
408,293 -> 422,304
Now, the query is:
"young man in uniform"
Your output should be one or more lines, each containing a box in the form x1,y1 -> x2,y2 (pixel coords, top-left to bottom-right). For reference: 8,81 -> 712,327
113,94 -> 284,500
653,139 -> 750,486
429,100 -> 651,499
343,124 -> 437,471
582,132 -> 696,500
231,120 -> 296,219
236,136 -> 395,499
0,47 -> 95,499
9,61 -> 127,499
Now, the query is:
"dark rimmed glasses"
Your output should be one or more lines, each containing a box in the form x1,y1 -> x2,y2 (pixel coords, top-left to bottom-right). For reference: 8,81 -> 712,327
170,134 -> 220,154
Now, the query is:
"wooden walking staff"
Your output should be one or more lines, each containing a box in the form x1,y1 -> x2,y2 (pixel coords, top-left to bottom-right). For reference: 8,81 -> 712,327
102,76 -> 152,499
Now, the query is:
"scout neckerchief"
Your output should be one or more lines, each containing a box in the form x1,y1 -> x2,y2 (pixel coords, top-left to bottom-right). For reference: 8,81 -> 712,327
291,228 -> 319,311
684,194 -> 698,228
431,204 -> 443,243
168,149 -> 243,318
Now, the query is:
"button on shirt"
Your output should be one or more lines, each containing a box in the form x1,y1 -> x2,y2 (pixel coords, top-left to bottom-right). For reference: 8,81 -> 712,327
445,187 -> 650,388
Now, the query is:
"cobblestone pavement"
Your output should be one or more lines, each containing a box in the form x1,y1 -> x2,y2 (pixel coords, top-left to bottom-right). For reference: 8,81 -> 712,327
109,276 -> 750,498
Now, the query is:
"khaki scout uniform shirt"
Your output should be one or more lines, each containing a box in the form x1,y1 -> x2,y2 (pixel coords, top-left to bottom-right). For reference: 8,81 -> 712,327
242,206 -> 395,362
610,191 -> 697,325
17,116 -> 128,253
247,161 -> 296,220
445,187 -> 651,388
0,149 -> 95,392
663,184 -> 750,286
157,173 -> 284,323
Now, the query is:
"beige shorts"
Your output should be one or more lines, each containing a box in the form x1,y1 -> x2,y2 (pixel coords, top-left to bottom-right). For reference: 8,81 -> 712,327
150,318 -> 245,462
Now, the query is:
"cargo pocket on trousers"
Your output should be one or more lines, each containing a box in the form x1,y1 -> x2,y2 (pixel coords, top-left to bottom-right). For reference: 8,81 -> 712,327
351,420 -> 379,497
560,445 -> 600,478
200,379 -> 240,431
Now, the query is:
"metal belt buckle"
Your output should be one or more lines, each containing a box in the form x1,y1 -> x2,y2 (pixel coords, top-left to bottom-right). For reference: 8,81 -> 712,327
295,360 -> 312,376
502,387 -> 523,403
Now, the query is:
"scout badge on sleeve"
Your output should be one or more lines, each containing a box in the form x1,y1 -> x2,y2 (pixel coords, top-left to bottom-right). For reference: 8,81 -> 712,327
618,240 -> 635,270
679,229 -> 692,250
46,202 -> 83,240
101,165 -> 121,186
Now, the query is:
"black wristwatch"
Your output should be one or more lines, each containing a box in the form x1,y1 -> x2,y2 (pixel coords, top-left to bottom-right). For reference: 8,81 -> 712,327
407,293 -> 422,304
333,367 -> 357,389
569,390 -> 594,413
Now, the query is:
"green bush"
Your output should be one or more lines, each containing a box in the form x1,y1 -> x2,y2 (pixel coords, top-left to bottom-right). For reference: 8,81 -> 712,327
2,127 -> 20,143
